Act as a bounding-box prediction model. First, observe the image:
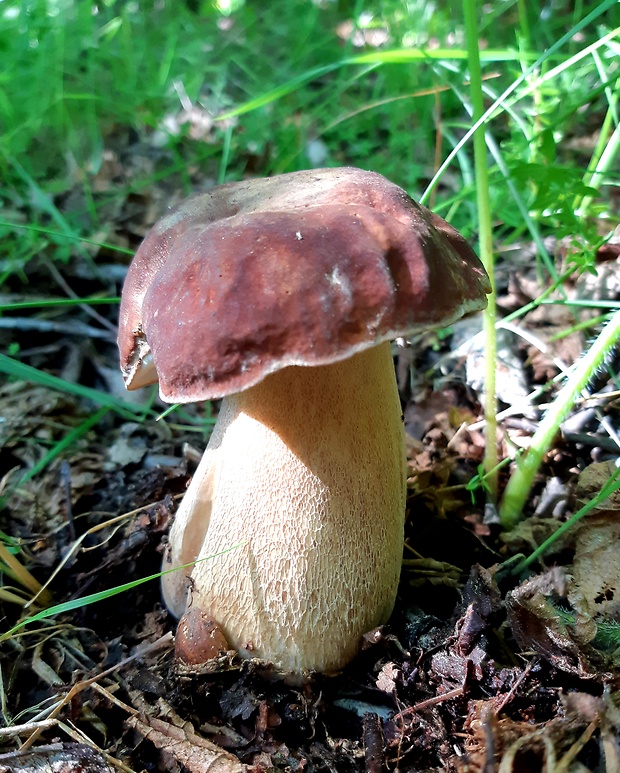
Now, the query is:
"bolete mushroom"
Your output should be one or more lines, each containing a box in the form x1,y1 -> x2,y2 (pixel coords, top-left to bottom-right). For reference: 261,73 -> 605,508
118,167 -> 490,675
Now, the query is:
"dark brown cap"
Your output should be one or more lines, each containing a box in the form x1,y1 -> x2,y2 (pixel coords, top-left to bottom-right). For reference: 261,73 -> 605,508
118,167 -> 490,402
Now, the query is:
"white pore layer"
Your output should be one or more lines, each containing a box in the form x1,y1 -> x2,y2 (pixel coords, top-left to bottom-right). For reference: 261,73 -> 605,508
162,341 -> 406,674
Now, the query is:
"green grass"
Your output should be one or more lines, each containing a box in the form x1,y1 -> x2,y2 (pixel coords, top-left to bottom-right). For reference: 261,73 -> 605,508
1,541 -> 244,644
464,0 -> 498,500
511,467 -> 620,574
500,308 -> 620,527
1,6 -> 620,752
3,2 -> 616,207
1,0 -> 619,580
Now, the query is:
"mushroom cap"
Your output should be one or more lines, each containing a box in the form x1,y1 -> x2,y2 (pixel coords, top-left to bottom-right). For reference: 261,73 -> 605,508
118,167 -> 490,402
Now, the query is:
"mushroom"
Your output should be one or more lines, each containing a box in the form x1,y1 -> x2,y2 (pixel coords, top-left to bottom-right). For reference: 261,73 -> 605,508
118,167 -> 490,675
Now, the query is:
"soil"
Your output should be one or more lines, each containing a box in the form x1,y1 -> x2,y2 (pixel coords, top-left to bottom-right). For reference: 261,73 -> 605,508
1,153 -> 620,772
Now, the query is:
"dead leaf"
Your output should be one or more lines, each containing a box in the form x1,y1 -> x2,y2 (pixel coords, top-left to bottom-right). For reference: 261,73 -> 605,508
499,516 -> 565,555
575,460 -> 620,511
506,569 -> 616,682
127,712 -> 245,772
376,662 -> 400,693
570,515 -> 620,620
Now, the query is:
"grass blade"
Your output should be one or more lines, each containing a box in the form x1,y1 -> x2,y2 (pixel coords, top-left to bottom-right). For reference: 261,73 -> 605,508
464,0 -> 498,500
0,354 -> 150,421
500,309 -> 620,527
1,543 -> 244,642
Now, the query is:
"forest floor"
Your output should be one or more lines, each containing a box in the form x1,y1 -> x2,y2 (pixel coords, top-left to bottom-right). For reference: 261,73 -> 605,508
2,136 -> 620,772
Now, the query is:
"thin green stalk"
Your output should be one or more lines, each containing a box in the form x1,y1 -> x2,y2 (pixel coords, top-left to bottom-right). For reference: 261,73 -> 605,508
582,101 -> 616,192
217,122 -> 234,185
1,543 -> 244,642
0,407 -> 111,516
512,468 -> 620,574
0,221 -> 133,254
500,309 -> 620,528
2,154 -> 91,260
218,48 -> 536,123
464,0 -> 498,500
592,49 -> 619,125
578,121 -> 620,215
516,0 -> 531,45
0,298 -> 119,312
0,354 -> 149,421
18,408 -> 111,487
441,73 -> 557,279
422,16 -> 620,204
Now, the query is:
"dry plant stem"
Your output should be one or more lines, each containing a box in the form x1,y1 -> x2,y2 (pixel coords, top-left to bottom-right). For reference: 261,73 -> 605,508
44,258 -> 117,334
495,658 -> 536,714
0,317 -> 114,339
53,719 -> 137,773
394,685 -> 465,721
0,588 -> 32,606
463,0 -> 498,499
162,342 -> 406,674
0,542 -> 51,605
500,308 -> 620,528
554,720 -> 599,773
0,720 -> 56,738
19,632 -> 173,752
499,734 -> 556,772
22,496 -> 182,611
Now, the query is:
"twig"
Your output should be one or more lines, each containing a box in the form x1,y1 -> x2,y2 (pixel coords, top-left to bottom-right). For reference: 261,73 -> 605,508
26,495 -> 183,609
45,259 -> 118,334
362,713 -> 385,773
19,633 -> 173,752
554,720 -> 598,773
0,317 -> 114,340
55,718 -> 138,773
495,658 -> 536,715
393,686 -> 464,722
90,682 -> 138,716
0,719 -> 56,738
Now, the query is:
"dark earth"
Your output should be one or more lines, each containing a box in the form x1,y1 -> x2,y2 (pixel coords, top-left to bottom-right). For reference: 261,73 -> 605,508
1,144 -> 620,771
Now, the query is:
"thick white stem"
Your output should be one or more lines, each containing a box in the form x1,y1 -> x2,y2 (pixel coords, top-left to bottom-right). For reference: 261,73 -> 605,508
162,342 -> 405,674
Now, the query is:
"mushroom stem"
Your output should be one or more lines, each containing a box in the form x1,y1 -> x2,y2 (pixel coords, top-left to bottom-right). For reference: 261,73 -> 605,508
162,341 -> 405,674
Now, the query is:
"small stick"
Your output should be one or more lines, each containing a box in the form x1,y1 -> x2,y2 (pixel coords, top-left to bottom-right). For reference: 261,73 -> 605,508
393,686 -> 464,722
0,719 -> 56,738
44,259 -> 117,334
0,318 -> 113,339
554,720 -> 599,773
19,633 -> 173,752
495,658 -> 536,715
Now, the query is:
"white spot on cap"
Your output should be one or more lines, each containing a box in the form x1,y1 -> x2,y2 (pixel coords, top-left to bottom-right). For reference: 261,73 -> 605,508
326,266 -> 353,304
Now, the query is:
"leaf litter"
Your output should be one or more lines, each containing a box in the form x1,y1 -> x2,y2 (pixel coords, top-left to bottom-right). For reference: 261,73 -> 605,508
1,142 -> 620,772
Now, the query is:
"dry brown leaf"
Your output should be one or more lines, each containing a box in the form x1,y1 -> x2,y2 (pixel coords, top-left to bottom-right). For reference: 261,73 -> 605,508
376,662 -> 400,693
499,516 -> 565,555
570,515 -> 620,622
505,569 -> 614,680
127,712 -> 246,772
575,460 -> 620,511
